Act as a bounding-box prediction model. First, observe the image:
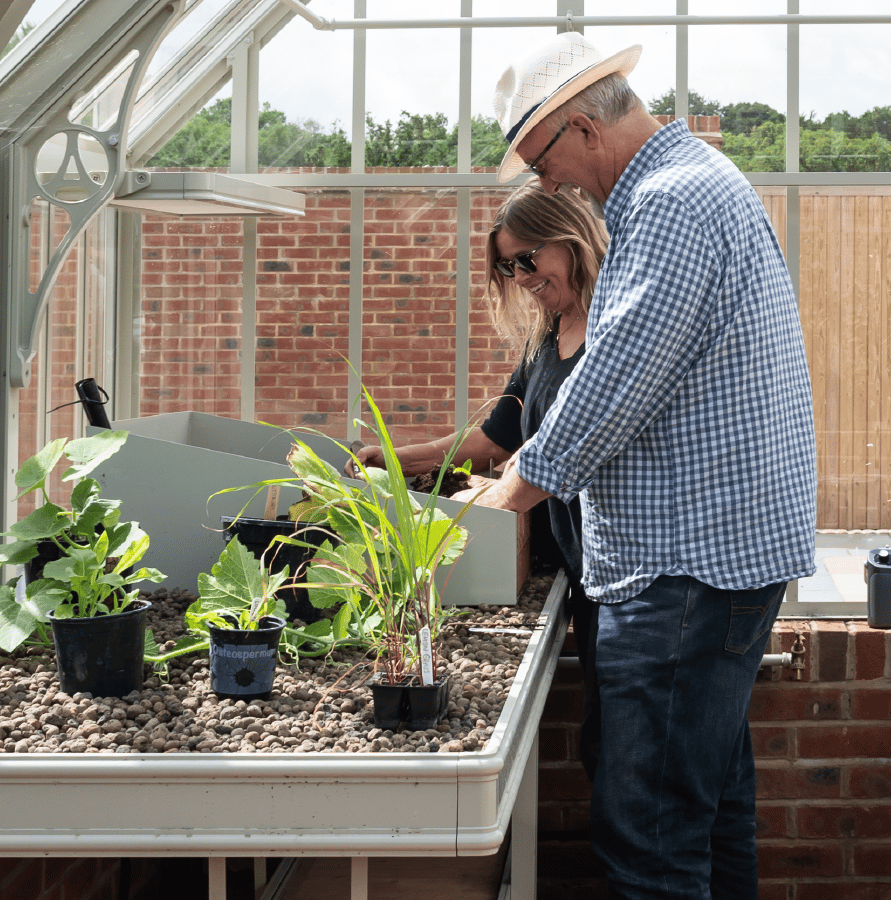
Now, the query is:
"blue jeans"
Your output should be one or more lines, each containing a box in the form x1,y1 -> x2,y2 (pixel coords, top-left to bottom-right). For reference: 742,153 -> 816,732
584,575 -> 785,899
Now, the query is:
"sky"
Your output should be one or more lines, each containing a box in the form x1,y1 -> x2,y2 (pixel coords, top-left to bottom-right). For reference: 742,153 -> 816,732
255,0 -> 891,131
18,0 -> 891,132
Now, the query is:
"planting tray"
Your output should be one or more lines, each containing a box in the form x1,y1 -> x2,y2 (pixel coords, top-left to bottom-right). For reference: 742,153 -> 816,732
0,572 -> 570,899
88,411 -> 529,607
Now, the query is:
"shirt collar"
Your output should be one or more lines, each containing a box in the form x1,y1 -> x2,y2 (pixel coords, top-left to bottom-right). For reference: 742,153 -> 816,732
603,117 -> 691,235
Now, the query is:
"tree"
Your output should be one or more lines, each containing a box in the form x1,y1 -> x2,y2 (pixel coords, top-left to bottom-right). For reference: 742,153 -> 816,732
147,97 -> 352,168
648,88 -> 723,117
469,115 -> 506,167
720,101 -> 784,135
2,21 -> 34,58
721,121 -> 786,172
146,98 -> 231,167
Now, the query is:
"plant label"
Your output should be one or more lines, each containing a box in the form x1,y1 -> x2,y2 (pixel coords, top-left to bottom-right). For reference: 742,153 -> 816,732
264,485 -> 280,519
420,625 -> 433,686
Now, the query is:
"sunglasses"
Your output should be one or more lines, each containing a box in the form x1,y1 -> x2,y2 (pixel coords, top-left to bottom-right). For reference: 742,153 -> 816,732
494,243 -> 546,278
525,122 -> 569,178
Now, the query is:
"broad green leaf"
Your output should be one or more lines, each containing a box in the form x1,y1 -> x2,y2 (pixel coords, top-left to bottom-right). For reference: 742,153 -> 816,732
0,541 -> 38,566
197,537 -> 264,610
61,430 -> 129,481
0,583 -> 43,652
8,503 -> 70,541
14,438 -> 67,497
331,601 -> 351,640
22,580 -> 68,618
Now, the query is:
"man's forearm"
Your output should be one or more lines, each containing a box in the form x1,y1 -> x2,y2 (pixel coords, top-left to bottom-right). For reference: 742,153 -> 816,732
454,452 -> 551,512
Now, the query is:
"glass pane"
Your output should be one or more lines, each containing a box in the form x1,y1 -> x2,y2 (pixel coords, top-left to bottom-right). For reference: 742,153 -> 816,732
138,217 -> 243,419
258,9 -> 356,149
254,196 -> 350,435
800,1 -> 891,173
796,186 -> 891,530
689,0 -> 787,173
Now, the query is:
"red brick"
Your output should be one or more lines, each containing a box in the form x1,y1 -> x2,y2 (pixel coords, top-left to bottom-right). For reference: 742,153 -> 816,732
756,803 -> 792,838
852,842 -> 891,876
816,623 -> 851,682
749,686 -> 844,721
798,804 -> 891,838
852,626 -> 887,680
757,842 -> 845,878
756,884 -> 791,900
850,764 -> 891,798
538,763 -> 590,802
756,762 -> 842,799
751,725 -> 790,758
798,724 -> 891,759
796,883 -> 891,900
850,688 -> 891,720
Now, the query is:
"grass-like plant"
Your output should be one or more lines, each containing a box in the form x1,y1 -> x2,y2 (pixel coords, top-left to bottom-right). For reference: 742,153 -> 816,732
284,386 -> 474,686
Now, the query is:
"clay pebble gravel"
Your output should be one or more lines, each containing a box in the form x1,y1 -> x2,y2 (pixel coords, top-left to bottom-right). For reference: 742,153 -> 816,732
0,574 -> 555,756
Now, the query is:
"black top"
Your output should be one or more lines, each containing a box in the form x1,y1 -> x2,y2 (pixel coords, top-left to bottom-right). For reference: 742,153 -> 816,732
480,330 -> 584,587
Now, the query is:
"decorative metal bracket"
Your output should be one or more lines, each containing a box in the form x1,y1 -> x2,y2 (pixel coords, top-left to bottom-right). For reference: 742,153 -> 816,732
5,0 -> 185,388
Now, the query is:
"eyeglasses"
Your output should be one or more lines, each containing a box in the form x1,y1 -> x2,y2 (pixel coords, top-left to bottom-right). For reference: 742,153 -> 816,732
494,243 -> 546,278
525,123 -> 569,178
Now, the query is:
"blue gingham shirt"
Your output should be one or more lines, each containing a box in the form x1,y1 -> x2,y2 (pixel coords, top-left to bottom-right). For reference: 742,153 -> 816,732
517,119 -> 817,603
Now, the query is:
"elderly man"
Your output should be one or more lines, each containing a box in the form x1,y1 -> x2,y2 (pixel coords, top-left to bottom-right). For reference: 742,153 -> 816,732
455,32 -> 817,899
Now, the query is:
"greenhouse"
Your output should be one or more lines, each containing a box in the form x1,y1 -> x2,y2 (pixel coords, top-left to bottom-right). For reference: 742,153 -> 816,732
1,2 -> 890,899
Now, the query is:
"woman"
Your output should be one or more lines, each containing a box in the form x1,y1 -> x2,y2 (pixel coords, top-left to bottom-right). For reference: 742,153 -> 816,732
351,180 -> 607,654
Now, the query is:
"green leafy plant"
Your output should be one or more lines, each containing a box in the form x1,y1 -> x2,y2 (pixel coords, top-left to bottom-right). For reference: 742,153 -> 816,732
144,536 -> 298,671
0,431 -> 165,654
284,386 -> 474,686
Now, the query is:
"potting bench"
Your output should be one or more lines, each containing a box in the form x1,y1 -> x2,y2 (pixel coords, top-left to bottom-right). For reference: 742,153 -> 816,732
0,571 -> 570,900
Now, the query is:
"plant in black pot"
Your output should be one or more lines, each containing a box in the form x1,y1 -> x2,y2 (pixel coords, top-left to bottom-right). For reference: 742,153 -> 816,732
0,431 -> 165,697
150,536 -> 295,701
219,496 -> 335,625
289,387 -> 474,730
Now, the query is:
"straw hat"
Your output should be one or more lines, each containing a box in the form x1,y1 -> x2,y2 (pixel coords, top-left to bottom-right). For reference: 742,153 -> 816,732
493,32 -> 642,182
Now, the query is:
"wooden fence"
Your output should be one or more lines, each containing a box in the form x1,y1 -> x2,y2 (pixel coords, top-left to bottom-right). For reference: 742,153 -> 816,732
760,186 -> 891,530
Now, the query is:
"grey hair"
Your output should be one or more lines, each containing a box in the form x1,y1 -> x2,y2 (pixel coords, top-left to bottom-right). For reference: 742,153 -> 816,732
549,72 -> 643,131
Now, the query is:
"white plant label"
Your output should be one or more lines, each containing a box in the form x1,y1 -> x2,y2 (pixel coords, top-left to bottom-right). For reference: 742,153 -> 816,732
419,626 -> 433,686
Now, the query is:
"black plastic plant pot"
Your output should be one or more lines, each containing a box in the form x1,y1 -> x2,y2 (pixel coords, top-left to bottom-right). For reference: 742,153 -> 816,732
49,599 -> 150,698
367,672 -> 413,730
220,516 -> 335,624
407,675 -> 451,730
207,614 -> 286,701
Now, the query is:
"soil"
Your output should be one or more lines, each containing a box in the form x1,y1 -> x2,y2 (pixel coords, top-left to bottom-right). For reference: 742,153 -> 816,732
410,464 -> 471,498
0,573 -> 557,755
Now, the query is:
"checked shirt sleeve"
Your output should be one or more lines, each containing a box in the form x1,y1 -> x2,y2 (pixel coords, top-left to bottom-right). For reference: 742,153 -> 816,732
516,190 -> 721,502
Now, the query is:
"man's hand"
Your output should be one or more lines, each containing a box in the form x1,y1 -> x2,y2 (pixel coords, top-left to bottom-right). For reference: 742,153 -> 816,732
451,451 -> 552,512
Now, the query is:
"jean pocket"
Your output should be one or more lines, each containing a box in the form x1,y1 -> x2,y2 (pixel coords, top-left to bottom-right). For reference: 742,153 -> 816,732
724,582 -> 786,655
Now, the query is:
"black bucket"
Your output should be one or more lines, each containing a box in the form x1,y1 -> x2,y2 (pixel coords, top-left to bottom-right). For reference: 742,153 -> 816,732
208,614 -> 286,701
49,599 -> 149,697
220,516 -> 335,623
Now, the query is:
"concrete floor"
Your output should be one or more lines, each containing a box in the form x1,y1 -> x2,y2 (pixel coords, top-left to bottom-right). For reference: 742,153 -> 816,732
791,530 -> 891,613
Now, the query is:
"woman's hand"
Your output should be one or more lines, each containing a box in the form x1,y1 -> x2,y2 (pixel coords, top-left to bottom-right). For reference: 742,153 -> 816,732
344,444 -> 385,477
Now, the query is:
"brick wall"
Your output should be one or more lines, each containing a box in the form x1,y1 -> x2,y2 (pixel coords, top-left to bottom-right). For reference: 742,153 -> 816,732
654,113 -> 724,149
139,170 -> 515,445
540,621 -> 891,899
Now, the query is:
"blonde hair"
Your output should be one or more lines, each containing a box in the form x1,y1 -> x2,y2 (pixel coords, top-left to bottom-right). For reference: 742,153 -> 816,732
485,180 -> 608,365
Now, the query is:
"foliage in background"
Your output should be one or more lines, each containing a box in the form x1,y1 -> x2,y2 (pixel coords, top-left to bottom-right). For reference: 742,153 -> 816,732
2,22 -> 34,58
147,98 -> 507,168
146,86 -> 891,174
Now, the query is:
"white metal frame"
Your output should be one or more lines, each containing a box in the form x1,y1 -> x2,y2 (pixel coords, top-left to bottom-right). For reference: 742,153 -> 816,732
4,2 -> 891,587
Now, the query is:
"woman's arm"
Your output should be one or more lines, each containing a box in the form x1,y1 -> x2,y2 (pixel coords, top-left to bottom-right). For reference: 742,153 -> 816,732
347,427 -> 511,477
